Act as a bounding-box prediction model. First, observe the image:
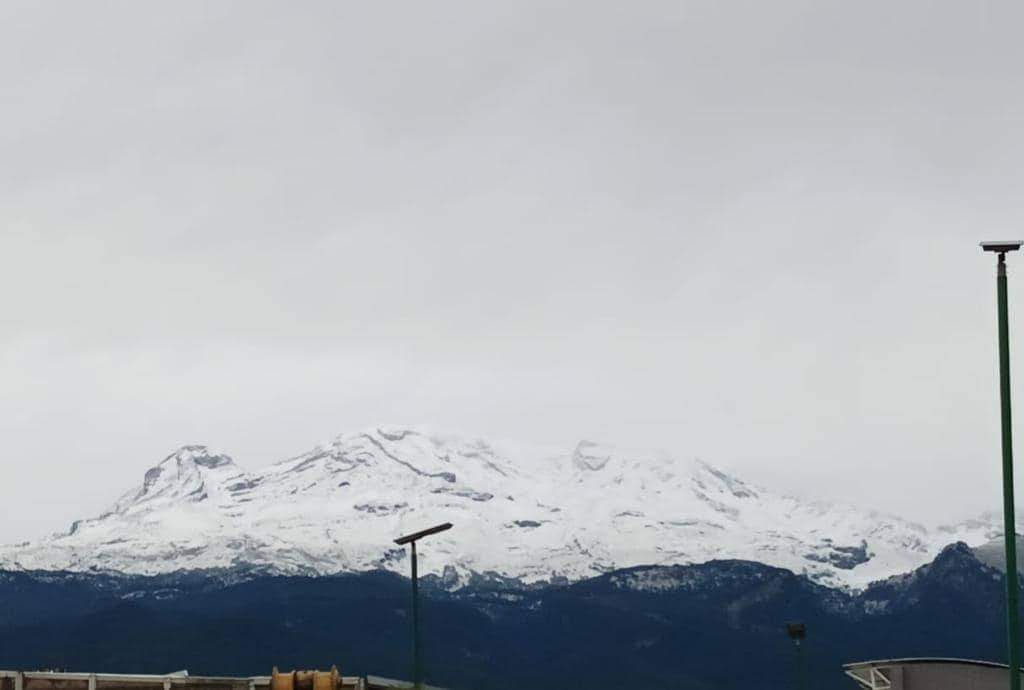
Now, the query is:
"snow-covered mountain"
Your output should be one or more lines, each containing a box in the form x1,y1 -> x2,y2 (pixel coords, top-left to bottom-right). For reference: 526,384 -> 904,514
0,427 -> 1005,589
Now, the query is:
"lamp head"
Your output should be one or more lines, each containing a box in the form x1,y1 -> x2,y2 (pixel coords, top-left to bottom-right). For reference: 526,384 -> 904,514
981,241 -> 1023,254
395,522 -> 453,545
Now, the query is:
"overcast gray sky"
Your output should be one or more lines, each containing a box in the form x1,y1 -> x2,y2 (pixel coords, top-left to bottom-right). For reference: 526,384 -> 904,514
2,0 -> 1024,542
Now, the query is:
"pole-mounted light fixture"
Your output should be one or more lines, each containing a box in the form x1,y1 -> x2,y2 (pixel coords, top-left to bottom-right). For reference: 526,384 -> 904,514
786,622 -> 808,690
395,522 -> 453,690
394,522 -> 453,546
982,240 -> 1023,690
982,242 -> 1024,254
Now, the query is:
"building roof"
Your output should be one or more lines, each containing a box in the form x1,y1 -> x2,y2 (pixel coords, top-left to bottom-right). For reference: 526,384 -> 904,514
844,657 -> 1022,690
845,658 -> 1013,671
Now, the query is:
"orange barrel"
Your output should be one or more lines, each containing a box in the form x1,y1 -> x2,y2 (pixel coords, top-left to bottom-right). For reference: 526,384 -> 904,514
270,668 -> 341,690
270,668 -> 294,690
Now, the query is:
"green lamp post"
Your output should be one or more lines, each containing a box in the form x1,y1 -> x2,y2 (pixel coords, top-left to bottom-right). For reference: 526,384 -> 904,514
983,240 -> 1023,690
786,622 -> 807,690
395,522 -> 453,690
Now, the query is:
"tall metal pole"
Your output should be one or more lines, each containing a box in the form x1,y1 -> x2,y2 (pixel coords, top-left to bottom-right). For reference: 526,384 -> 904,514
395,521 -> 451,690
411,540 -> 422,690
797,641 -> 807,690
786,623 -> 807,690
997,250 -> 1021,690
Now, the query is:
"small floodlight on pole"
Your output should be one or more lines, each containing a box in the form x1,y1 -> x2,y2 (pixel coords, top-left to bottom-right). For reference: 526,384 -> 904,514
982,240 -> 1024,690
786,623 -> 807,690
395,522 -> 453,690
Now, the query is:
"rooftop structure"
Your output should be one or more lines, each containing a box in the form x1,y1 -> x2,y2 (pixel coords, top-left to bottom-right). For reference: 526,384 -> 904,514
0,671 -> 443,690
845,658 -> 1024,690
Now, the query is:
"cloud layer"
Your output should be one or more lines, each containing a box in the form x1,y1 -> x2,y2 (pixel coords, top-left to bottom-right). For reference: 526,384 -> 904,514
2,0 -> 1023,541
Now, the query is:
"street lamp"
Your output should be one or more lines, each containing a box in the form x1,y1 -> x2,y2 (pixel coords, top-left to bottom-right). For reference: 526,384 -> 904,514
982,240 -> 1024,690
786,622 -> 807,690
395,522 -> 453,690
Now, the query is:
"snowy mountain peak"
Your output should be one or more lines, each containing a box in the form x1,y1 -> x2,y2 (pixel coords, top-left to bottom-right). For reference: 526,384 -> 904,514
0,427 -> 1010,589
572,440 -> 612,471
139,445 -> 235,492
167,444 -> 233,471
103,445 -> 243,523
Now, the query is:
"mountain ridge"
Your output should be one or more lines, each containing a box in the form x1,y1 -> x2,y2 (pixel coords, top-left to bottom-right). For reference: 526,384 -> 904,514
0,426 -> 1011,590
0,541 -> 1015,690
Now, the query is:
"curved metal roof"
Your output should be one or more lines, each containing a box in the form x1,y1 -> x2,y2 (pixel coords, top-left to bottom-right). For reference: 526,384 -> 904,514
844,658 -> 1013,671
